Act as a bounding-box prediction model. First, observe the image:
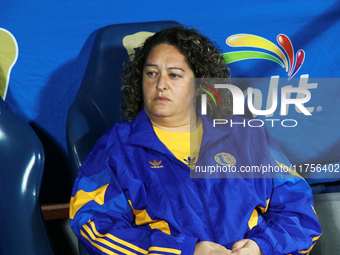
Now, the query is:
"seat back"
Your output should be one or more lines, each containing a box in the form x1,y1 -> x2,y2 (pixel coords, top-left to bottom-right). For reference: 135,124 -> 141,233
310,192 -> 340,254
0,97 -> 55,255
66,20 -> 180,181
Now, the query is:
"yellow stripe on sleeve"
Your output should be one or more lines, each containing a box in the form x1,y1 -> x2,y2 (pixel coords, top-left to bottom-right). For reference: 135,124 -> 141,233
287,233 -> 321,255
312,233 -> 321,243
82,224 -> 138,255
88,220 -> 148,254
148,247 -> 181,254
81,229 -> 118,255
87,220 -> 182,255
69,184 -> 109,219
298,242 -> 317,254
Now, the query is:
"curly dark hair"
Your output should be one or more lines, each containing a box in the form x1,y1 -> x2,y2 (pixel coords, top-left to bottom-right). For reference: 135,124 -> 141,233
121,25 -> 233,120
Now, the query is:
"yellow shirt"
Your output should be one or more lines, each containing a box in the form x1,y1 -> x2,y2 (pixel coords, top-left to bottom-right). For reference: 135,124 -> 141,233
153,123 -> 203,170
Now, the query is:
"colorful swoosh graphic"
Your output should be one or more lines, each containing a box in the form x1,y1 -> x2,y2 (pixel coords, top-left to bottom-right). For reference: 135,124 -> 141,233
197,82 -> 222,106
222,34 -> 305,79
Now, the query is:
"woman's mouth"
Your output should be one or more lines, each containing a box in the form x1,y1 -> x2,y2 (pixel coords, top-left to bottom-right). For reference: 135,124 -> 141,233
155,96 -> 171,102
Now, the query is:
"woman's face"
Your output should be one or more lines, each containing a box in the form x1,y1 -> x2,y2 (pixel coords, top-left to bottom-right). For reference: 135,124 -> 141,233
142,43 -> 195,125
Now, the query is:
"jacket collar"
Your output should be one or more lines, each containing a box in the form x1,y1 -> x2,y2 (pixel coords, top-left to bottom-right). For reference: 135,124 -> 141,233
128,108 -> 173,156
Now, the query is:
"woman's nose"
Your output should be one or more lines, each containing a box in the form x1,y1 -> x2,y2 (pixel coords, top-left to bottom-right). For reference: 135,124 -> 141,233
156,73 -> 168,91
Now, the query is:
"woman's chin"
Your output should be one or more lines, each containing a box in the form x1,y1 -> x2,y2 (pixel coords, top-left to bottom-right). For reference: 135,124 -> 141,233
145,107 -> 173,118
150,111 -> 172,118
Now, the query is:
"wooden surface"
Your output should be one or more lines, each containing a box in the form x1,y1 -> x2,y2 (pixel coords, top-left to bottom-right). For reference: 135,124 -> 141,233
41,203 -> 70,220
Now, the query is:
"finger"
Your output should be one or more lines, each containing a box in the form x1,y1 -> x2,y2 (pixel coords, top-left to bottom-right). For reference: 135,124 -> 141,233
211,249 -> 232,255
231,239 -> 248,252
231,239 -> 262,255
242,239 -> 262,254
208,242 -> 228,250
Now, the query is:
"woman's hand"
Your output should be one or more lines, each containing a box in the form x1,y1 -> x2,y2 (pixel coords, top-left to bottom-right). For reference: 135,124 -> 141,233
231,239 -> 263,255
194,241 -> 232,255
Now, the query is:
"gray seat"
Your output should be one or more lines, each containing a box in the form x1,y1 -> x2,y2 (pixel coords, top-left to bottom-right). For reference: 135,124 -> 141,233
310,192 -> 340,255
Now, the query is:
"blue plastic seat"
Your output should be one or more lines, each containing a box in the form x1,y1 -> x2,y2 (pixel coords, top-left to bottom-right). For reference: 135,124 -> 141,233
0,97 -> 55,255
66,20 -> 180,255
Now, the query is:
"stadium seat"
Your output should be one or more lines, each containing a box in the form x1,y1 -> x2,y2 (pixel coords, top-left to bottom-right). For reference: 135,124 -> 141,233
0,96 -> 55,255
310,192 -> 340,254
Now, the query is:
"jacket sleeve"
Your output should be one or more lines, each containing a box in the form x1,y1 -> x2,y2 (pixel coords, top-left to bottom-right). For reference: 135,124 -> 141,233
245,130 -> 322,255
69,131 -> 197,255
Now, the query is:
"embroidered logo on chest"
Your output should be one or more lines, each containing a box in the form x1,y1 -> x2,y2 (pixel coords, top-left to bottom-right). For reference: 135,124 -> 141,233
149,159 -> 164,168
214,152 -> 236,166
184,156 -> 197,170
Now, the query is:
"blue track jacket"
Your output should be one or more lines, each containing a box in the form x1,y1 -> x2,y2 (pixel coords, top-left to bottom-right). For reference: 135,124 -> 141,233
70,108 -> 322,255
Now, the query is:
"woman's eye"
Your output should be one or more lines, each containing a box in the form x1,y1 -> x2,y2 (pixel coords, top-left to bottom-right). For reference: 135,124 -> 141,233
147,71 -> 156,77
170,73 -> 180,78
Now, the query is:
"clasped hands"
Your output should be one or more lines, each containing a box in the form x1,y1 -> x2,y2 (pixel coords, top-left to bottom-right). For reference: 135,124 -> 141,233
194,239 -> 263,255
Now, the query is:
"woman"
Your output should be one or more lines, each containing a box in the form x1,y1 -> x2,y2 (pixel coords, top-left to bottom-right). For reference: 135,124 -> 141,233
70,25 -> 321,255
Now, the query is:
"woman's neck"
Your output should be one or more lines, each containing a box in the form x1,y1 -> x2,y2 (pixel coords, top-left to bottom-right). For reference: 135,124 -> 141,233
149,115 -> 201,133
